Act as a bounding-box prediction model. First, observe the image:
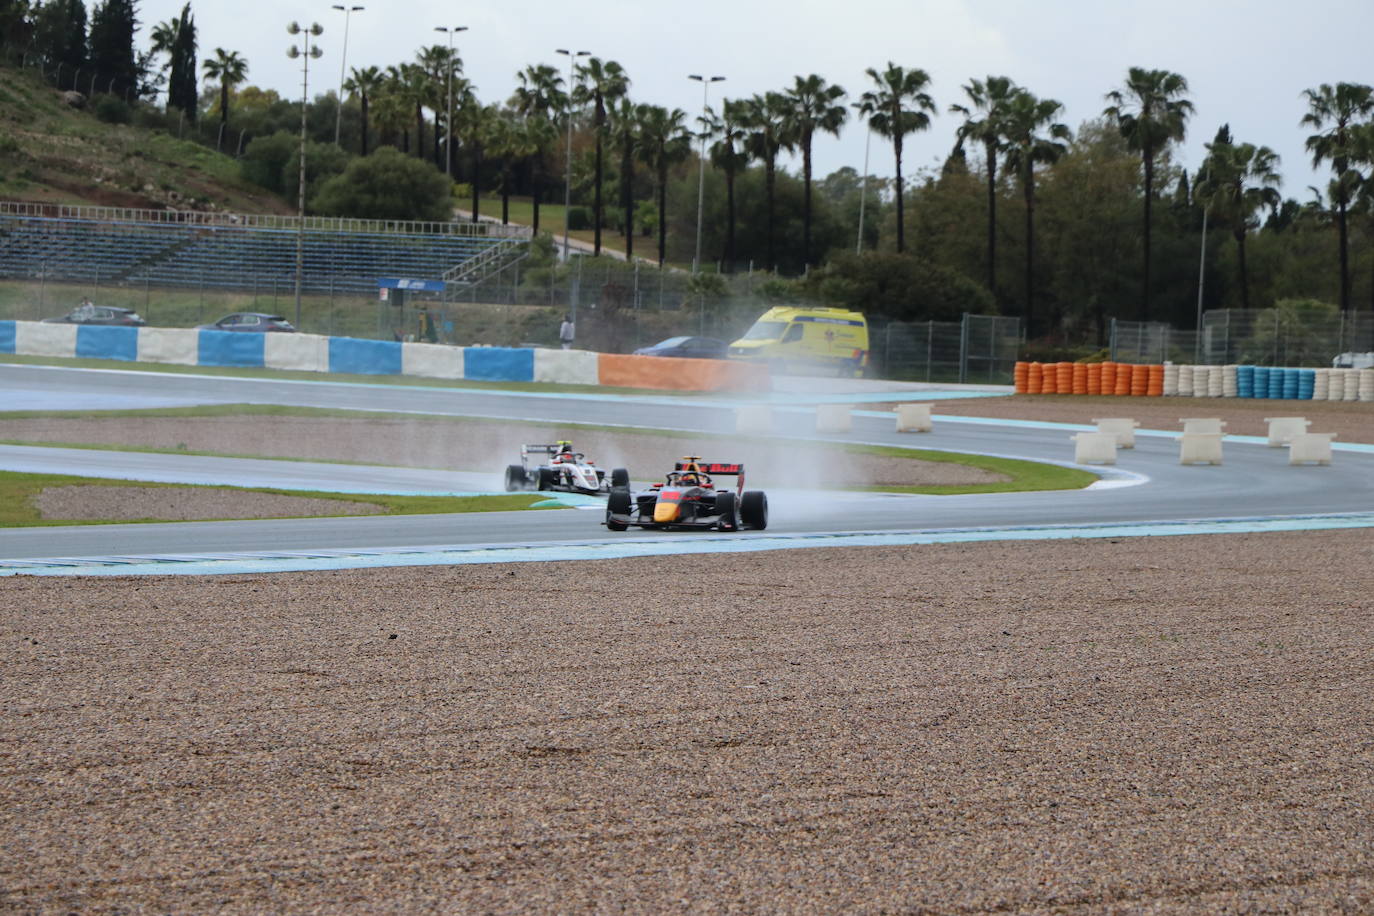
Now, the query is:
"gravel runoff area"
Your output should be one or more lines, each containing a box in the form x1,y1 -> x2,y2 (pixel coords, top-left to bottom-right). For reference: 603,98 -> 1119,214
2,531 -> 1373,911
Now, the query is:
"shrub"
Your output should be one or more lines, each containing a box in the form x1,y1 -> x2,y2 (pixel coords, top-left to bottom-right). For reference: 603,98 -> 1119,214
566,205 -> 591,231
92,94 -> 131,124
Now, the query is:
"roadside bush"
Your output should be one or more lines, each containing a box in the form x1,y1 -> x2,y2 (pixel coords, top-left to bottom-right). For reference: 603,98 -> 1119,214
92,94 -> 131,124
566,205 -> 591,231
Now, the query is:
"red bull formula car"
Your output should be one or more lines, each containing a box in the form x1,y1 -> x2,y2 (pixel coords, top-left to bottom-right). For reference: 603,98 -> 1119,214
604,457 -> 768,532
505,441 -> 629,496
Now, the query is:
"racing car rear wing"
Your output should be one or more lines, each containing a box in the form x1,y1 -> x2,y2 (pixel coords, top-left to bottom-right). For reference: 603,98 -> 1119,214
522,443 -> 577,456
674,460 -> 743,475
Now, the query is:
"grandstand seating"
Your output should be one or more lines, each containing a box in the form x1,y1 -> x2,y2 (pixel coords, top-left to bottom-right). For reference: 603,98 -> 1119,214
0,213 -> 522,294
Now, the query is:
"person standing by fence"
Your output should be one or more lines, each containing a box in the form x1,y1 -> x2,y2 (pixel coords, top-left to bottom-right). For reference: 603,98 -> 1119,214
559,315 -> 575,350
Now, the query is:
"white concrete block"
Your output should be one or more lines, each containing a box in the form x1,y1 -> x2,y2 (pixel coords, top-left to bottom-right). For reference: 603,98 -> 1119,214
1178,432 -> 1224,465
15,320 -> 77,357
895,402 -> 934,433
1180,418 -> 1226,435
1264,416 -> 1310,447
1072,432 -> 1117,465
533,347 -> 600,385
135,327 -> 198,365
1093,417 -> 1140,448
735,405 -> 774,434
402,341 -> 464,379
815,404 -> 852,433
264,332 -> 330,373
1288,432 -> 1336,466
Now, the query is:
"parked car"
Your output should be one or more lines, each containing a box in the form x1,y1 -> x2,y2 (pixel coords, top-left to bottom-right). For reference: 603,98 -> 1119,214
1332,351 -> 1374,369
42,304 -> 146,326
632,336 -> 728,359
198,312 -> 297,333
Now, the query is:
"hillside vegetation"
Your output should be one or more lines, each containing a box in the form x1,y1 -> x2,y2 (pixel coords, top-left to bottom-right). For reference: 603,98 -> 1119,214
0,66 -> 289,214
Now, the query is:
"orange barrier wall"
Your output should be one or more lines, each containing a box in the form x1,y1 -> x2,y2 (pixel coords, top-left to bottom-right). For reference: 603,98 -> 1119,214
597,353 -> 770,392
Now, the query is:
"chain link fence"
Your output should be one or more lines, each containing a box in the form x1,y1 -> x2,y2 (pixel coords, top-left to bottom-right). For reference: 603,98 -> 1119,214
1111,310 -> 1374,367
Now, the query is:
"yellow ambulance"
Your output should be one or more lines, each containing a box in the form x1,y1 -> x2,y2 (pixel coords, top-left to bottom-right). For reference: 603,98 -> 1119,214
728,306 -> 870,376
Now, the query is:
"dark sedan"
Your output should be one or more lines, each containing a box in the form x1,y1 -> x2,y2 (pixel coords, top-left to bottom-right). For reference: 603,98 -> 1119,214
198,312 -> 297,333
42,304 -> 146,326
632,336 -> 728,359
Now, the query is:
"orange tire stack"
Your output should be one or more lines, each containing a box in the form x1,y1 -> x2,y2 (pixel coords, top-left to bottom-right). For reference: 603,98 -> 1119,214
1100,361 -> 1116,396
1027,362 -> 1044,394
1130,363 -> 1150,397
1114,363 -> 1133,396
1086,362 -> 1103,395
1056,361 -> 1073,395
1146,364 -> 1165,397
1072,362 -> 1089,394
1014,361 -> 1030,394
1041,362 -> 1057,394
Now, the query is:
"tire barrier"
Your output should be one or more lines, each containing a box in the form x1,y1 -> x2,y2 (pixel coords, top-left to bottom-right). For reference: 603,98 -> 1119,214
0,319 -> 769,392
1013,360 -> 1372,403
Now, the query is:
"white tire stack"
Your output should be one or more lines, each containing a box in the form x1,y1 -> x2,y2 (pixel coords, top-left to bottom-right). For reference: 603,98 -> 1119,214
1177,364 -> 1194,397
1313,368 -> 1330,401
1222,365 -> 1238,398
1163,363 -> 1180,397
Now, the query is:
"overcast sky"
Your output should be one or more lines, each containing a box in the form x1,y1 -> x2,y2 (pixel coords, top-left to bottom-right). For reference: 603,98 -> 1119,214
134,0 -> 1372,199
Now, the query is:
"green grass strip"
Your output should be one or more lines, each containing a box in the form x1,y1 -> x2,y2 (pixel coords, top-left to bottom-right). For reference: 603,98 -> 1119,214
0,470 -> 560,528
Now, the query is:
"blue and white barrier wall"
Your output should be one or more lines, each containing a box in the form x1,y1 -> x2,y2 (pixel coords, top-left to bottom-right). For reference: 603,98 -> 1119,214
0,320 -> 770,392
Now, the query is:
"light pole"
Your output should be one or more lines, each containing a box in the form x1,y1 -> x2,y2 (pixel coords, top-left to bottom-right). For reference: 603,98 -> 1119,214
434,26 -> 467,179
556,48 -> 589,262
689,74 -> 725,273
853,102 -> 872,254
287,21 -> 323,330
331,5 -> 362,147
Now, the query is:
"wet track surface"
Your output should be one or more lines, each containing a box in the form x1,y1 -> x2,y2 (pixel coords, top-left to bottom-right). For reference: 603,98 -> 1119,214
2,363 -> 1373,570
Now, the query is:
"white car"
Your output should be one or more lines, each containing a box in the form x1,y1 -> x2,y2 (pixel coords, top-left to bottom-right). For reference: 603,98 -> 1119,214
504,442 -> 628,496
1331,352 -> 1374,370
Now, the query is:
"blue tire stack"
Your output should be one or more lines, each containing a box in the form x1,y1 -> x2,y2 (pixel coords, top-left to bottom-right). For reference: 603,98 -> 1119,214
1268,368 -> 1286,399
1280,368 -> 1299,399
1298,369 -> 1316,400
1252,366 -> 1270,399
1237,365 -> 1255,398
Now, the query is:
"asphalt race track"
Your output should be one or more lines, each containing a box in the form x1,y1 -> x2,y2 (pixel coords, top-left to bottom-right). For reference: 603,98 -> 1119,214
2,363 -> 1373,574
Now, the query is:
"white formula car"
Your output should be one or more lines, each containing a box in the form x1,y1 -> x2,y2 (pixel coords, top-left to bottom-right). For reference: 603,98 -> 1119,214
504,442 -> 629,496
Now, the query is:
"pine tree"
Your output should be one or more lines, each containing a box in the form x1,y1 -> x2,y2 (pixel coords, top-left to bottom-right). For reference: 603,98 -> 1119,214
88,0 -> 139,97
166,2 -> 197,120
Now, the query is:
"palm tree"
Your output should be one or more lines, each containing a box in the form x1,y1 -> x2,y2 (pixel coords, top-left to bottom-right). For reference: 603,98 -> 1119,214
783,74 -> 848,268
638,104 -> 691,266
1196,133 -> 1283,311
574,57 -> 630,256
397,62 -> 432,160
200,48 -> 247,127
460,98 -> 499,221
1001,89 -> 1071,336
1301,82 -> 1374,313
417,44 -> 460,171
343,65 -> 383,156
950,75 -> 1017,294
706,97 -> 751,272
510,63 -> 567,235
1104,67 -> 1194,322
489,109 -> 537,225
859,62 -> 937,254
740,91 -> 790,271
609,97 -> 643,259
372,72 -> 410,151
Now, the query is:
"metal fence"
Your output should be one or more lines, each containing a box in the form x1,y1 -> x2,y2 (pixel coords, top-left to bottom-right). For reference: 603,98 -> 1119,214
872,314 -> 1021,384
1111,310 -> 1374,366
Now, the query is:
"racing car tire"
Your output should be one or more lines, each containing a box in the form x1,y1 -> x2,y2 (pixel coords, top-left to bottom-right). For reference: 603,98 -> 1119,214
536,467 -> 557,491
741,490 -> 768,530
504,465 -> 528,492
610,467 -> 630,488
605,486 -> 632,531
715,491 -> 740,532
